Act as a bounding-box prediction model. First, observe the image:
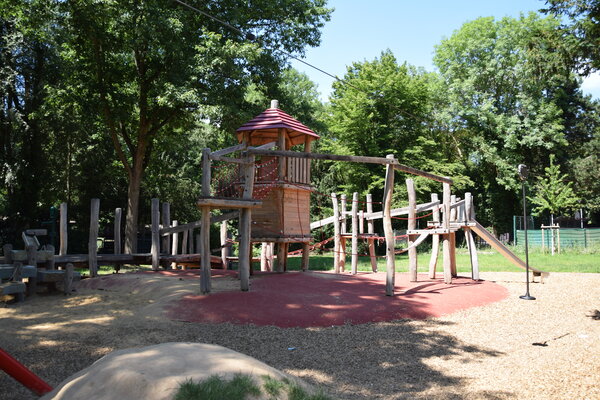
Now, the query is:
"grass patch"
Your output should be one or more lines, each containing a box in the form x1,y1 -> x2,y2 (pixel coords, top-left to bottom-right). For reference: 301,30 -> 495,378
174,374 -> 260,400
173,374 -> 332,400
275,246 -> 600,274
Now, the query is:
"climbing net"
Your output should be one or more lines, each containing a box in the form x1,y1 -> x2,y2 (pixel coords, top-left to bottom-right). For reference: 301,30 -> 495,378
211,157 -> 280,200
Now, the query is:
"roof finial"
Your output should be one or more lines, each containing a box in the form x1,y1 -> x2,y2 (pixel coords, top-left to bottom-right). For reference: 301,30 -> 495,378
270,99 -> 279,109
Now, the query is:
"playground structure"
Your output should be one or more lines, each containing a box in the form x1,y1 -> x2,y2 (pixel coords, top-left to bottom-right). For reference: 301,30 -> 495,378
190,100 -> 548,295
0,100 -> 549,300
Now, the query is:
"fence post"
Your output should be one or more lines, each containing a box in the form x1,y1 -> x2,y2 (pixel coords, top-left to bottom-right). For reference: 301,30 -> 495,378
151,198 -> 160,270
88,198 -> 100,277
428,193 -> 440,279
200,147 -> 212,294
406,179 -> 417,282
351,192 -> 358,275
59,202 -> 68,256
332,193 -> 340,274
161,202 -> 170,255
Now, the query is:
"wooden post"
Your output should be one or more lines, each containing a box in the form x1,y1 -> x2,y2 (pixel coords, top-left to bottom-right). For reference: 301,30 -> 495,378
188,228 -> 194,254
366,193 -> 377,272
238,153 -> 255,291
332,193 -> 341,274
406,179 -> 418,282
161,202 -> 170,255
464,192 -> 479,281
114,208 -> 122,255
59,202 -> 68,256
45,245 -> 55,270
428,193 -> 440,279
351,192 -> 359,275
63,263 -> 74,295
301,242 -> 310,271
220,222 -> 229,269
359,210 -> 364,234
260,242 -> 268,271
200,147 -> 212,294
171,221 -> 179,269
3,244 -> 13,264
268,243 -> 274,271
25,244 -> 37,294
151,198 -> 160,270
278,128 -> 286,180
383,154 -> 396,296
366,194 -> 374,234
449,195 -> 457,277
26,245 -> 37,266
182,230 -> 189,254
88,198 -> 100,277
442,183 -> 452,284
340,194 -> 347,234
276,243 -> 286,273
195,234 -> 201,257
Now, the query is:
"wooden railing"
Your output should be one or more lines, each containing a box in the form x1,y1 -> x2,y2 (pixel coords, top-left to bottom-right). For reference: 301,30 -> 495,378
286,157 -> 310,184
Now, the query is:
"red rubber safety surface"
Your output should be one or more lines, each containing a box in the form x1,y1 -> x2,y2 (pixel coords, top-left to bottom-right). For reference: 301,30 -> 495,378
155,270 -> 508,328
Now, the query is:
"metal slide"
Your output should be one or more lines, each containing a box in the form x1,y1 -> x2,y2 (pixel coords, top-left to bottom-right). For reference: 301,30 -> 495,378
470,221 -> 549,278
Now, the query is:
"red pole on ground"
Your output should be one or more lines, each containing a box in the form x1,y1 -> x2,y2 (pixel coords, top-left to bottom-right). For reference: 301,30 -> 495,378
0,348 -> 53,396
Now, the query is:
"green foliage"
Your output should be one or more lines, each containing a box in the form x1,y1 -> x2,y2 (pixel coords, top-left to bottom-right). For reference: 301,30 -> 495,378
529,154 -> 580,219
544,0 -> 600,72
570,135 -> 600,216
322,51 -> 469,207
432,13 -> 594,232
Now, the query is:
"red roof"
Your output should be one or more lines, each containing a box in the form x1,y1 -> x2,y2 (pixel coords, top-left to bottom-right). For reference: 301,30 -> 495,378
236,107 -> 319,146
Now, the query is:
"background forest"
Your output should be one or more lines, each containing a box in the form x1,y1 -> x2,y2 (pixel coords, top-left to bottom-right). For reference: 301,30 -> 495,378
1,0 -> 599,252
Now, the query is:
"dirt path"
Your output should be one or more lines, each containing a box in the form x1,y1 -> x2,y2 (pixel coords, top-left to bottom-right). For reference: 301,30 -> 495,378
1,271 -> 598,399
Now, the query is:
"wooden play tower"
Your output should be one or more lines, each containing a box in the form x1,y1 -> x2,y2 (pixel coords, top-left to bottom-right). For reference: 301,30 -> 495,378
236,99 -> 318,271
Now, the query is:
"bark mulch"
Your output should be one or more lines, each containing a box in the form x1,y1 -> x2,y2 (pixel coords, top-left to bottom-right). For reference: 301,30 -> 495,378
1,271 -> 598,400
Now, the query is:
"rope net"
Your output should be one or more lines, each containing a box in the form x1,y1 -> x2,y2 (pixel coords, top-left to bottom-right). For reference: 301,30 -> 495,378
211,157 -> 279,200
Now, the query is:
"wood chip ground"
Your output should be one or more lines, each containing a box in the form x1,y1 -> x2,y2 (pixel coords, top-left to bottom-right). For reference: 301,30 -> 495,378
1,272 -> 598,400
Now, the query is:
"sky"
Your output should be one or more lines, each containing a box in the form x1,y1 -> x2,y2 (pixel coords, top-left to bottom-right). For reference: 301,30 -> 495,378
291,0 -> 600,101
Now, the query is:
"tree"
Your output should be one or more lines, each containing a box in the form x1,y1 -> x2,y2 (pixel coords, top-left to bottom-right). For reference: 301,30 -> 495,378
0,0 -> 62,240
529,154 -> 580,224
433,13 -> 586,231
61,0 -> 331,252
570,136 -> 600,218
543,0 -> 600,72
323,51 -> 470,206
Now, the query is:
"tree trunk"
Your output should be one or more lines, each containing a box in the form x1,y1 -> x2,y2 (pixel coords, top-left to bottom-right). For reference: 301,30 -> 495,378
123,151 -> 146,254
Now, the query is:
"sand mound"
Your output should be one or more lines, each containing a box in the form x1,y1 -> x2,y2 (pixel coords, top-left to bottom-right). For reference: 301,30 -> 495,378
41,342 -> 312,400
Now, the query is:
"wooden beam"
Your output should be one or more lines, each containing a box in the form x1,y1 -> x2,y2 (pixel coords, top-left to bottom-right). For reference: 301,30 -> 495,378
211,143 -> 246,157
247,149 -> 453,184
196,198 -> 262,209
209,154 -> 253,164
365,200 -> 439,220
383,155 -> 395,296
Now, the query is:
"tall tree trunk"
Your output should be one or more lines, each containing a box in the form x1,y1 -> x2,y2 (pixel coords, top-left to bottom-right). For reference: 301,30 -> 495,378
123,148 -> 146,254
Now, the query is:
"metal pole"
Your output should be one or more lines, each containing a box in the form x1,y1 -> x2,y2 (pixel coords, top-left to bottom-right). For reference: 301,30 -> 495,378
518,164 -> 535,301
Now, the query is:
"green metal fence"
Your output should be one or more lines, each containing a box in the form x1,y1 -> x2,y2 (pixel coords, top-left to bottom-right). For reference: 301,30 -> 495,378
515,228 -> 600,248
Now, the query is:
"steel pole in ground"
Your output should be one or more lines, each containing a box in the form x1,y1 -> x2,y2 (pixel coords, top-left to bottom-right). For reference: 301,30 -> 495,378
518,164 -> 535,301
